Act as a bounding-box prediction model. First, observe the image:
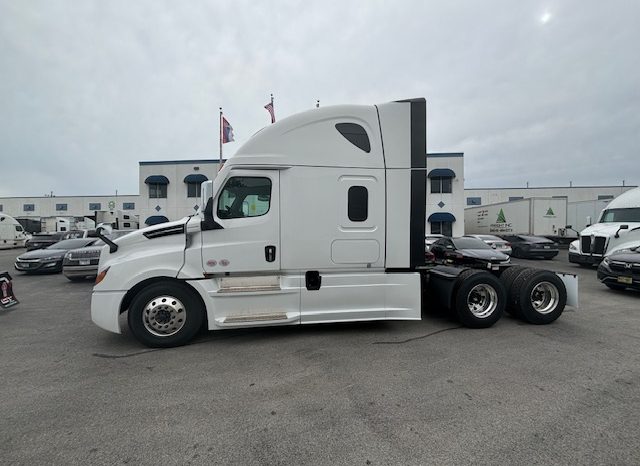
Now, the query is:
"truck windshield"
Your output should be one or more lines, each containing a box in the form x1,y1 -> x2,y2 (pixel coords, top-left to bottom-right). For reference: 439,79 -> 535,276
599,208 -> 640,223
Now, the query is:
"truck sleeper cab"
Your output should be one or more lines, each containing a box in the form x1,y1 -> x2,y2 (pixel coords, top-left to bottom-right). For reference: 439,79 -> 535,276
91,98 -> 577,348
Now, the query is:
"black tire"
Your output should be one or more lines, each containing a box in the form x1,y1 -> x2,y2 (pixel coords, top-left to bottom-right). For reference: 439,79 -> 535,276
499,266 -> 528,316
65,276 -> 86,282
509,269 -> 567,325
128,281 -> 204,348
578,263 -> 593,268
511,248 -> 520,258
452,270 -> 506,328
605,283 -> 626,291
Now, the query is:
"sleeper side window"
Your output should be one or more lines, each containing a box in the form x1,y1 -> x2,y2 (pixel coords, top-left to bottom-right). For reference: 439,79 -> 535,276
336,123 -> 371,153
217,177 -> 272,219
348,186 -> 368,222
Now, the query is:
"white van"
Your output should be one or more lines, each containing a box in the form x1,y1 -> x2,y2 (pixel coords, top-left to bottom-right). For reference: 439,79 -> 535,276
0,214 -> 29,249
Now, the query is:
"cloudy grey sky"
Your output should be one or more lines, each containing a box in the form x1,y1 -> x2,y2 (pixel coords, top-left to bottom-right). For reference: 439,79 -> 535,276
1,0 -> 638,197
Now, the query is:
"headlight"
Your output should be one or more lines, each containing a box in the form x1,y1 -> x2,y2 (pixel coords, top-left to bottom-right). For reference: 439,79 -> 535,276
42,256 -> 61,261
569,242 -> 578,252
64,252 -> 72,259
602,257 -> 610,265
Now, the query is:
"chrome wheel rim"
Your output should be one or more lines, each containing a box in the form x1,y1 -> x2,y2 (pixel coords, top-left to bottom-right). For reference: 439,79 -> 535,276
467,284 -> 498,318
142,295 -> 186,337
530,282 -> 559,314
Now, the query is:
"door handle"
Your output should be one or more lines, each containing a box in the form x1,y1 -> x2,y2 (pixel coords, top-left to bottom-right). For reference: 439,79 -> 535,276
265,245 -> 276,262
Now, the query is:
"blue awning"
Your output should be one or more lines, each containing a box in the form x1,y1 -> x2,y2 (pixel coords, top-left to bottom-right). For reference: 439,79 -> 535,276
428,212 -> 456,223
428,168 -> 456,178
144,175 -> 170,185
145,215 -> 169,226
183,174 -> 209,184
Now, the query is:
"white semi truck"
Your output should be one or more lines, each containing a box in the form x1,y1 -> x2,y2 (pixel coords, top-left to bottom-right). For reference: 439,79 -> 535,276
91,98 -> 577,347
0,214 -> 30,249
568,187 -> 640,265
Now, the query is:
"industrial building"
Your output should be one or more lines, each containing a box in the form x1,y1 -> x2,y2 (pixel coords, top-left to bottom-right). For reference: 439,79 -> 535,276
464,185 -> 635,206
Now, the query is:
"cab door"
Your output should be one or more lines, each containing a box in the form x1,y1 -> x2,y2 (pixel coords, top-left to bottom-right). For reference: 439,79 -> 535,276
200,169 -> 301,327
202,170 -> 280,274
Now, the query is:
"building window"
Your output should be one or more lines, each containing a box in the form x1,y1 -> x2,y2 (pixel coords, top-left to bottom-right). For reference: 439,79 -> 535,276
348,186 -> 368,222
508,196 -> 523,201
0,204 -> 3,212
552,195 -> 568,199
56,203 -> 68,211
123,202 -> 135,210
598,195 -> 614,200
123,222 -> 131,228
149,184 -> 167,199
335,123 -> 371,153
217,177 -> 272,219
89,203 -> 101,210
431,177 -> 452,194
431,221 -> 453,237
187,183 -> 202,198
23,204 -> 35,212
466,197 -> 482,206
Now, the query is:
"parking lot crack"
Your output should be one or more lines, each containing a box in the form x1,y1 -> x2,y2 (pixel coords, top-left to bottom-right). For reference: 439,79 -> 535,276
372,326 -> 462,345
92,349 -> 164,359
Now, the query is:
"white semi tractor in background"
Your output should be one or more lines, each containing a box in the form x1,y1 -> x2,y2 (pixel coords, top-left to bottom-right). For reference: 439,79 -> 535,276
91,98 -> 577,348
0,214 -> 30,249
464,197 -> 568,239
568,187 -> 640,265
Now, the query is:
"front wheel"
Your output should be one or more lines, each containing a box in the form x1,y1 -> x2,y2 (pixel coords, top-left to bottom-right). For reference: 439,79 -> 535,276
128,281 -> 204,348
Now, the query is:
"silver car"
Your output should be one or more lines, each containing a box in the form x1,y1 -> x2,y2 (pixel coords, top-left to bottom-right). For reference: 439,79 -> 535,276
465,234 -> 512,256
62,230 -> 132,281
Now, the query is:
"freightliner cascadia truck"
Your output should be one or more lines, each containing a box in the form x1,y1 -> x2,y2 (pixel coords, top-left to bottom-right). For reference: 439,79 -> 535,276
91,98 -> 578,347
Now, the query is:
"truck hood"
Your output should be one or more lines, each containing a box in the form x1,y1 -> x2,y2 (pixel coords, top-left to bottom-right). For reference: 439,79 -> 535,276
112,217 -> 193,248
580,222 -> 640,236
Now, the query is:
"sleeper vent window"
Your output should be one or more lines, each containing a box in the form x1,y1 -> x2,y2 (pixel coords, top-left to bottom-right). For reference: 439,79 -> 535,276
348,186 -> 368,222
336,123 -> 371,153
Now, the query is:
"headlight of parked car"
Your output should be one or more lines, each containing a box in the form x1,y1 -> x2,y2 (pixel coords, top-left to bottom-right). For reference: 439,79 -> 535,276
602,257 -> 610,266
569,242 -> 578,252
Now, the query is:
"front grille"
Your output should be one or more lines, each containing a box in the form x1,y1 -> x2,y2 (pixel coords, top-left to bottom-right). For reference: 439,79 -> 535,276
609,261 -> 640,274
581,236 -> 607,255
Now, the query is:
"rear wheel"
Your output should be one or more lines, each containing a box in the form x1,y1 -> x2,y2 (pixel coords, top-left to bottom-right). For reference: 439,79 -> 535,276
509,269 -> 567,324
452,270 -> 506,328
128,281 -> 204,348
499,266 -> 527,316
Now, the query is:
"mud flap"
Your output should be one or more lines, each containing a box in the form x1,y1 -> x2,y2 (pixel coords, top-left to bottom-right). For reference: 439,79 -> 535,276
556,273 -> 579,309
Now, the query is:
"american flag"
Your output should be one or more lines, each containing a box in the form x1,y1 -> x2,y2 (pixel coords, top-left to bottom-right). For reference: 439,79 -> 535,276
222,117 -> 234,143
264,101 -> 275,123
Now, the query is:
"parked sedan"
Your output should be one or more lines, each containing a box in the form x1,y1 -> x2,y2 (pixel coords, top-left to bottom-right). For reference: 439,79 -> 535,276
62,230 -> 131,281
25,232 -> 65,251
425,234 -> 445,252
430,237 -> 510,270
597,246 -> 640,291
15,238 -> 99,273
465,234 -> 512,256
499,235 -> 559,259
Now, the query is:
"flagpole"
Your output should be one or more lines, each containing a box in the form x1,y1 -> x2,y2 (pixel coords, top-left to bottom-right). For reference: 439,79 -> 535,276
219,107 -> 223,172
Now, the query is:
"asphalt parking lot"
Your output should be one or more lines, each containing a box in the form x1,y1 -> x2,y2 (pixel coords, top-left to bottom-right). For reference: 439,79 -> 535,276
1,249 -> 639,465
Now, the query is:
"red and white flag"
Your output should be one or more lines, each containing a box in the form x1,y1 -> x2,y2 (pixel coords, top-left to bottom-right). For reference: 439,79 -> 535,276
222,117 -> 234,143
264,101 -> 275,123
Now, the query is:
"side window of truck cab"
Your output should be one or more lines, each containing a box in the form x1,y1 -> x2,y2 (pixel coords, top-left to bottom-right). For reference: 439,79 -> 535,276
217,177 -> 272,219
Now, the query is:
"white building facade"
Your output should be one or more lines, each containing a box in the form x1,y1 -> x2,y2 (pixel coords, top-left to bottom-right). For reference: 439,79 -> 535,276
426,153 -> 465,237
138,159 -> 223,226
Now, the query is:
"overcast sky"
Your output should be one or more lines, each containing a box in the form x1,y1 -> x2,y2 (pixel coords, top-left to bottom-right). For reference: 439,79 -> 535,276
1,0 -> 638,197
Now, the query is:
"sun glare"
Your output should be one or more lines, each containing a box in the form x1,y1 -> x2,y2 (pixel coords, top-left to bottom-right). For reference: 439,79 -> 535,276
540,11 -> 552,24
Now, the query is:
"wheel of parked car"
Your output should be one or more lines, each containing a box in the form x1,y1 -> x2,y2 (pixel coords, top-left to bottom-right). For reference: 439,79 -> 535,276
511,247 -> 521,258
509,269 -> 567,325
65,276 -> 86,282
604,283 -> 626,291
498,266 -> 528,316
128,281 -> 205,348
452,270 -> 506,328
